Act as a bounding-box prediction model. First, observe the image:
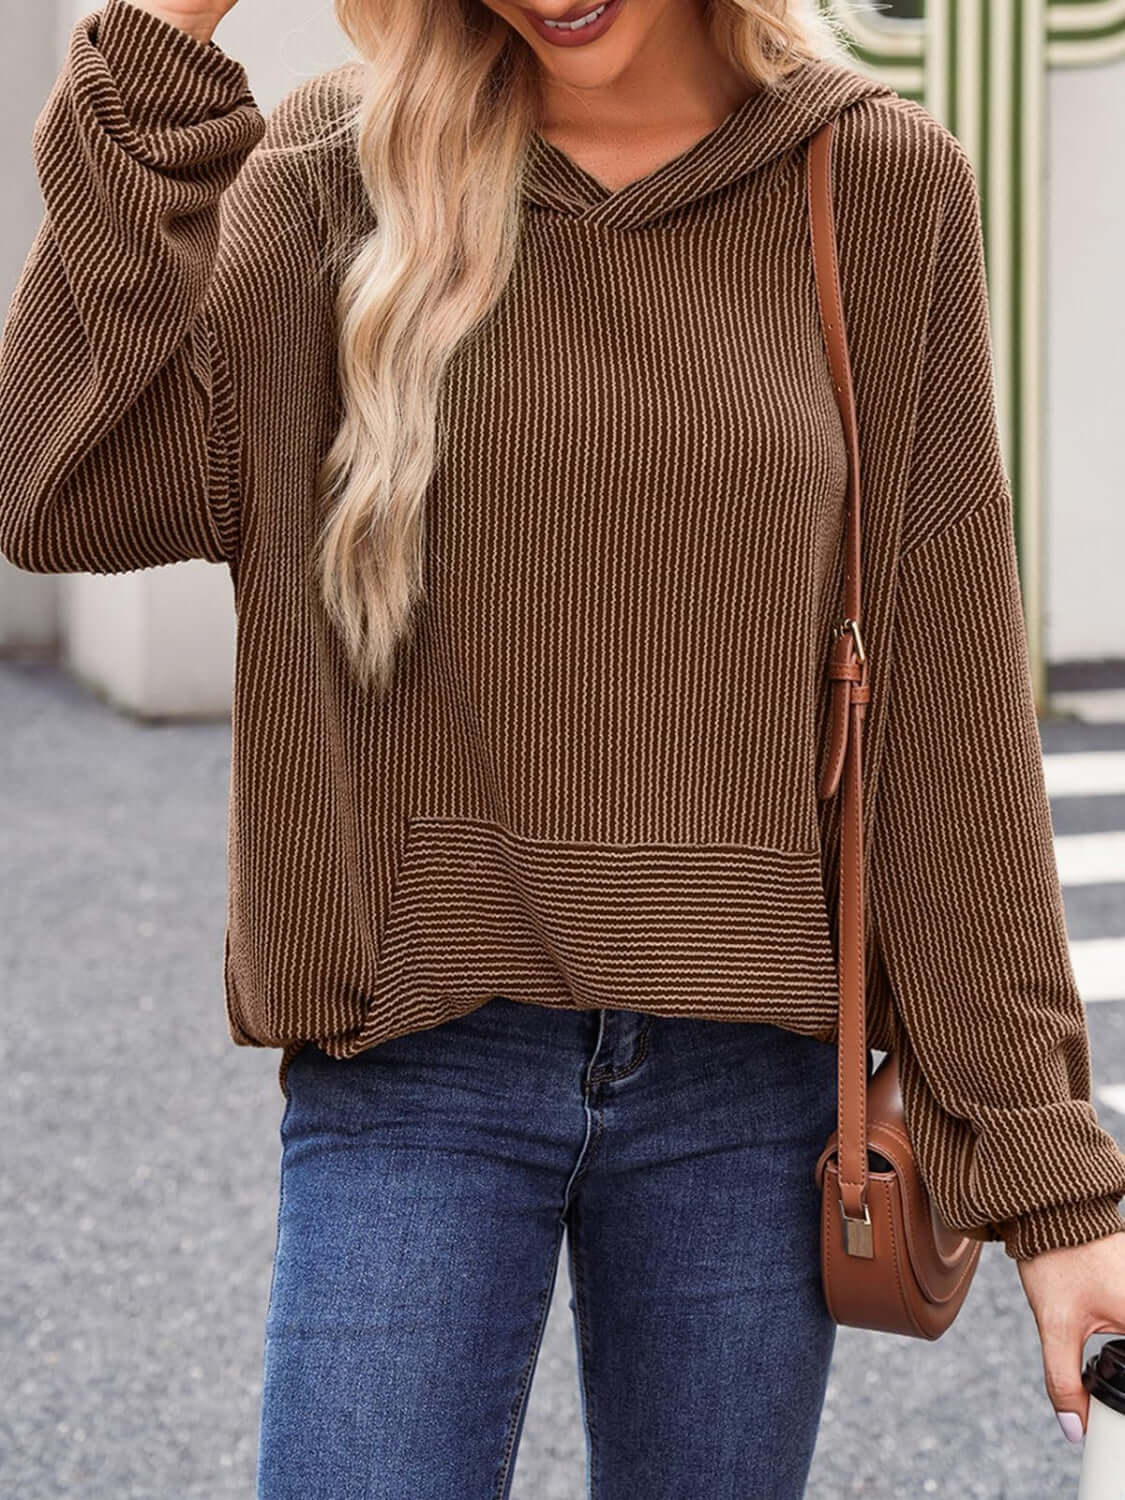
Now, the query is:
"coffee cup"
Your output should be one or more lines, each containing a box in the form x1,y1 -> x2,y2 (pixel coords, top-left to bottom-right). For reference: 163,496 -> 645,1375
1078,1337 -> 1125,1498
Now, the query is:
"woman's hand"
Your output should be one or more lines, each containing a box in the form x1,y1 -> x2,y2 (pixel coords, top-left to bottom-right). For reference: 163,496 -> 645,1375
1017,1229 -> 1125,1443
125,0 -> 240,46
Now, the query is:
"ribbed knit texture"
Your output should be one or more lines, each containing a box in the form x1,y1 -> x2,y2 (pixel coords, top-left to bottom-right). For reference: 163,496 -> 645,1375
3,0 -> 1124,1262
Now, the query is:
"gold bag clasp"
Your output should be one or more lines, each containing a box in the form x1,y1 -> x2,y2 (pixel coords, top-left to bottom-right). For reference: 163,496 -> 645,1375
839,1196 -> 874,1258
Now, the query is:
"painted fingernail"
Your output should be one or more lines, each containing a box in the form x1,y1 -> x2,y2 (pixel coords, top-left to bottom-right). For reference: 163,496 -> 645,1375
1056,1411 -> 1084,1445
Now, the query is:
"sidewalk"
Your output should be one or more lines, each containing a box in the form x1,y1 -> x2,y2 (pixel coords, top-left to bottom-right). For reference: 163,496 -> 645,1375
2,656 -> 1119,1499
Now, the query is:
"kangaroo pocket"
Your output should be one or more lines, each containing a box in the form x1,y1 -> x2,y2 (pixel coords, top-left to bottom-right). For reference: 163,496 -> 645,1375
361,814 -> 841,1034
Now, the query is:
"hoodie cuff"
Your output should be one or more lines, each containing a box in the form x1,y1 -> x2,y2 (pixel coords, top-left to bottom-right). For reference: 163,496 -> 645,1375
995,1193 -> 1125,1262
91,0 -> 254,131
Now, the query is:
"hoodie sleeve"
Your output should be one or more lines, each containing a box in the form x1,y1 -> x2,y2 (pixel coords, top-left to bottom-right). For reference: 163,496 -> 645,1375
868,138 -> 1125,1262
0,0 -> 319,575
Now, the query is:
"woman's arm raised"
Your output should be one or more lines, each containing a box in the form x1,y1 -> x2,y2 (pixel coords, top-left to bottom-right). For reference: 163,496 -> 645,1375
0,0 -> 321,576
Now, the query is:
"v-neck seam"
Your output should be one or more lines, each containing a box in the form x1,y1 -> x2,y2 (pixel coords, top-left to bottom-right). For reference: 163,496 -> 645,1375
520,57 -> 898,231
526,78 -> 773,219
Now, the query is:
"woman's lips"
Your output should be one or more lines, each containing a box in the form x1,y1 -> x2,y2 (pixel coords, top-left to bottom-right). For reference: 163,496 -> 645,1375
523,0 -> 625,48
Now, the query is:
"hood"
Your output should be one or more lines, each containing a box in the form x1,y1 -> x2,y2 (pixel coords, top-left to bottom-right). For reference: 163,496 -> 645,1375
521,55 -> 898,230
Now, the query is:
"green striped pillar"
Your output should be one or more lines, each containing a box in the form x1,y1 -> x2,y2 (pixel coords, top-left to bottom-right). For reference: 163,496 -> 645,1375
821,0 -> 1125,710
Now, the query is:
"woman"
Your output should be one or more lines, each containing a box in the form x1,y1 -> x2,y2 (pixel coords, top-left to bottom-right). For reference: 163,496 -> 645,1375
2,0 -> 1123,1493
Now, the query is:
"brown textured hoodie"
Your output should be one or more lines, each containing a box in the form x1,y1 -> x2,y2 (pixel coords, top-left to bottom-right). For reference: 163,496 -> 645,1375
2,0 -> 1124,1262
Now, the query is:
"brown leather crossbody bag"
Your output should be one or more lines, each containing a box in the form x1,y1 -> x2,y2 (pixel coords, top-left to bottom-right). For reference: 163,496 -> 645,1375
805,117 -> 989,1339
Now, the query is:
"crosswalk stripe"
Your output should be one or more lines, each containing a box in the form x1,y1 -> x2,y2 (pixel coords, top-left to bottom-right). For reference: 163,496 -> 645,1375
1070,938 -> 1125,1003
1054,831 -> 1125,887
1094,1084 -> 1125,1118
1049,692 -> 1125,726
1042,751 -> 1125,1005
1043,750 -> 1125,798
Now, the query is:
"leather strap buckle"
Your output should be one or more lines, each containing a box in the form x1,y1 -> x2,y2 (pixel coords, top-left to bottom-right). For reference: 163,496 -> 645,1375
839,1196 -> 874,1257
831,616 -> 866,664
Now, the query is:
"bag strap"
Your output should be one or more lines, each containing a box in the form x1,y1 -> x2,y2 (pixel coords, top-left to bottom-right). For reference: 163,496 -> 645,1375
807,118 -> 875,1250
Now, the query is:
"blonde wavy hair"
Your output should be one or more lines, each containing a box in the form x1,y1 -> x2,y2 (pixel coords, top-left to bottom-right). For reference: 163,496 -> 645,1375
275,0 -> 867,694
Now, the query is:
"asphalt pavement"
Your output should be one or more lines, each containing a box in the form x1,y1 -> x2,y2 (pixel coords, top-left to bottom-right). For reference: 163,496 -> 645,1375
3,655 -> 1123,1499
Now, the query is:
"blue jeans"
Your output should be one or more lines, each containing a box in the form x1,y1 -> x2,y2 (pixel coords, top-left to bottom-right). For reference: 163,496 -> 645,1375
256,996 -> 844,1499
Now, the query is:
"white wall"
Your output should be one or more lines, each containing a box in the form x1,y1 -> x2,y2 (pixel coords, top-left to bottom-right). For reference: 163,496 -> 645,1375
0,0 -> 66,656
0,0 -> 356,715
1045,55 -> 1125,664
